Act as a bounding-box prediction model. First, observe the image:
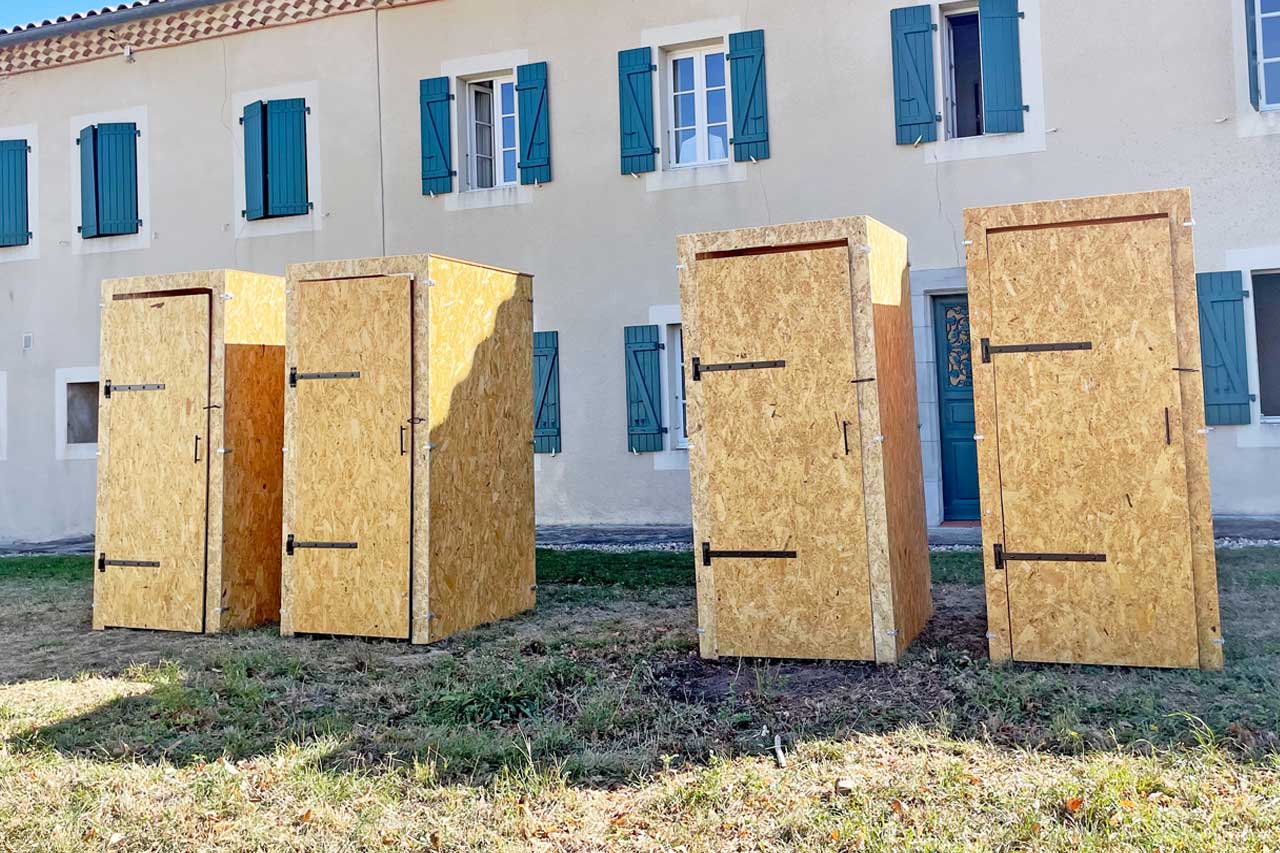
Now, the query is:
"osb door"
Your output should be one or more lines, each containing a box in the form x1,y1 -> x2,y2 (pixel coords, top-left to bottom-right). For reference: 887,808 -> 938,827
983,217 -> 1199,668
694,244 -> 873,660
291,276 -> 413,639
98,290 -> 211,632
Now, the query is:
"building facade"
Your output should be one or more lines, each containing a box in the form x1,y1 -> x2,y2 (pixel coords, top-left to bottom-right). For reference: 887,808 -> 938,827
0,0 -> 1277,544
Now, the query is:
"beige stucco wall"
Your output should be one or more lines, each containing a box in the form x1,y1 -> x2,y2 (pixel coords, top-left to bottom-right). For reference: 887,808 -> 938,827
0,0 -> 1277,541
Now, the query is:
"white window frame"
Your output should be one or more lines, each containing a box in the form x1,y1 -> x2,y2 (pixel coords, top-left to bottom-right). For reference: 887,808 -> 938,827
1257,0 -> 1280,110
666,323 -> 689,449
664,42 -> 732,169
464,75 -> 519,191
0,123 -> 39,264
941,3 -> 983,140
230,81 -> 324,240
54,366 -> 99,461
68,106 -> 152,255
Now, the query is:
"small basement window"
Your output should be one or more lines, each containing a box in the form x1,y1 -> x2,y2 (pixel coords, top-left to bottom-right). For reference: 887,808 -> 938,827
1254,272 -> 1280,418
66,381 -> 99,445
465,76 -> 518,190
944,7 -> 983,138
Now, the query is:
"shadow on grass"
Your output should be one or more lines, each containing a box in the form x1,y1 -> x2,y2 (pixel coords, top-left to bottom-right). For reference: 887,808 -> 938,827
5,549 -> 1280,786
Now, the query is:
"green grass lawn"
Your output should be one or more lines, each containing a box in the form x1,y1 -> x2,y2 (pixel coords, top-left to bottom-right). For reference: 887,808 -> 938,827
0,547 -> 1277,850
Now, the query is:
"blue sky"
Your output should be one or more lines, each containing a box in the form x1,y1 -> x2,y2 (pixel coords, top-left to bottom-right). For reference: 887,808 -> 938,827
1,0 -> 103,29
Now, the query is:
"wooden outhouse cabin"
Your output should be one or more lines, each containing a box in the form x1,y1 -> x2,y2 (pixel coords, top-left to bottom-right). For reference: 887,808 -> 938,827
94,270 -> 285,633
281,254 -> 534,644
678,217 -> 931,663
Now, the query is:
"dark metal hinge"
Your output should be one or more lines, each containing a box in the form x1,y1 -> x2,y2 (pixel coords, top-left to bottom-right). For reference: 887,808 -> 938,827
992,543 -> 1004,571
286,534 -> 357,556
981,338 -> 991,364
103,380 -> 111,399
691,357 -> 786,381
983,340 -> 1092,362
702,542 -> 798,567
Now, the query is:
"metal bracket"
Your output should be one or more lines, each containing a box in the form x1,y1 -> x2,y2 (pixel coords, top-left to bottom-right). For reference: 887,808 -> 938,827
702,541 -> 797,566
981,339 -> 1092,363
996,544 -> 1106,571
104,381 -> 164,398
691,357 -> 785,381
285,534 -> 358,556
98,553 -> 160,572
289,368 -> 360,387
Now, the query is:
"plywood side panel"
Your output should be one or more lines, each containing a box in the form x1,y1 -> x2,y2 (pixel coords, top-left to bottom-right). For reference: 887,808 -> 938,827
425,258 -> 535,643
218,343 -> 284,631
866,218 -> 931,660
225,271 -> 286,346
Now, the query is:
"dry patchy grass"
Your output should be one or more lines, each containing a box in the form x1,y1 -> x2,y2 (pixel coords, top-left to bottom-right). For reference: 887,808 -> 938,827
0,549 -> 1278,851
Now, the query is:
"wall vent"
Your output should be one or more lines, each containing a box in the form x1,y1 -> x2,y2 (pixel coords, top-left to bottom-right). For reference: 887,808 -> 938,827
21,333 -> 33,352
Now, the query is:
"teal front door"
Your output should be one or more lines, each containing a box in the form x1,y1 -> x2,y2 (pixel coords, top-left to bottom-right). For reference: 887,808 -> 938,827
932,296 -> 980,520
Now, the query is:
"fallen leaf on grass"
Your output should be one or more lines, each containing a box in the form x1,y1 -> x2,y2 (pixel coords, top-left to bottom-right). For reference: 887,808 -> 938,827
1064,796 -> 1084,815
296,808 -> 313,824
890,800 -> 907,819
1119,799 -> 1136,810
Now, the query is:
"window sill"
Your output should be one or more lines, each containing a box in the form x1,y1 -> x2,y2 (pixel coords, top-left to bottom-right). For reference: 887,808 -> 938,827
62,443 -> 97,461
646,160 -> 747,193
923,128 -> 1046,164
446,184 -> 533,212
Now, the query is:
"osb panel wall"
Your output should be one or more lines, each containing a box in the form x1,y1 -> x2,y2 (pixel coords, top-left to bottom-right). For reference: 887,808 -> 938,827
964,189 -> 1222,670
678,217 -> 927,664
219,343 -> 284,630
95,271 -> 222,633
0,0 -> 439,76
225,271 -> 286,347
426,256 -> 535,643
283,272 -> 414,639
866,218 -> 931,659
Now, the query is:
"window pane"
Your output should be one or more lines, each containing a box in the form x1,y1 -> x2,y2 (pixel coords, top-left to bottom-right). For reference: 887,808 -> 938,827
707,88 -> 727,125
674,92 -> 696,129
708,125 -> 729,161
1266,61 -> 1280,105
1265,16 -> 1280,58
705,52 -> 726,88
501,81 -> 515,115
67,382 -> 99,445
675,129 -> 697,164
502,115 -> 516,149
476,156 -> 494,188
1263,0 -> 1280,14
474,87 -> 492,119
503,150 -> 517,182
1255,273 -> 1280,416
673,57 -> 694,92
476,125 -> 493,157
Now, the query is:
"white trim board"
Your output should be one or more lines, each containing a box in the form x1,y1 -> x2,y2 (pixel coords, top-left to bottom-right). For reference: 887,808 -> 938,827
0,123 -> 39,264
68,106 -> 152,255
230,81 -> 325,239
54,366 -> 99,461
0,371 -> 7,462
1233,1 -> 1280,138
648,303 -> 688,471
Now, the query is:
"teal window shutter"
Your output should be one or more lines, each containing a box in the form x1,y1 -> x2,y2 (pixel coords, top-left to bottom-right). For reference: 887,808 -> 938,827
516,62 -> 551,185
265,99 -> 309,217
420,77 -> 455,195
1246,0 -> 1261,110
979,0 -> 1025,133
728,30 -> 770,161
618,47 -> 657,174
890,6 -> 939,144
77,126 -> 99,238
95,122 -> 139,236
533,331 -> 561,454
624,325 -> 665,452
1197,271 -> 1252,425
0,140 -> 30,247
241,101 -> 267,221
